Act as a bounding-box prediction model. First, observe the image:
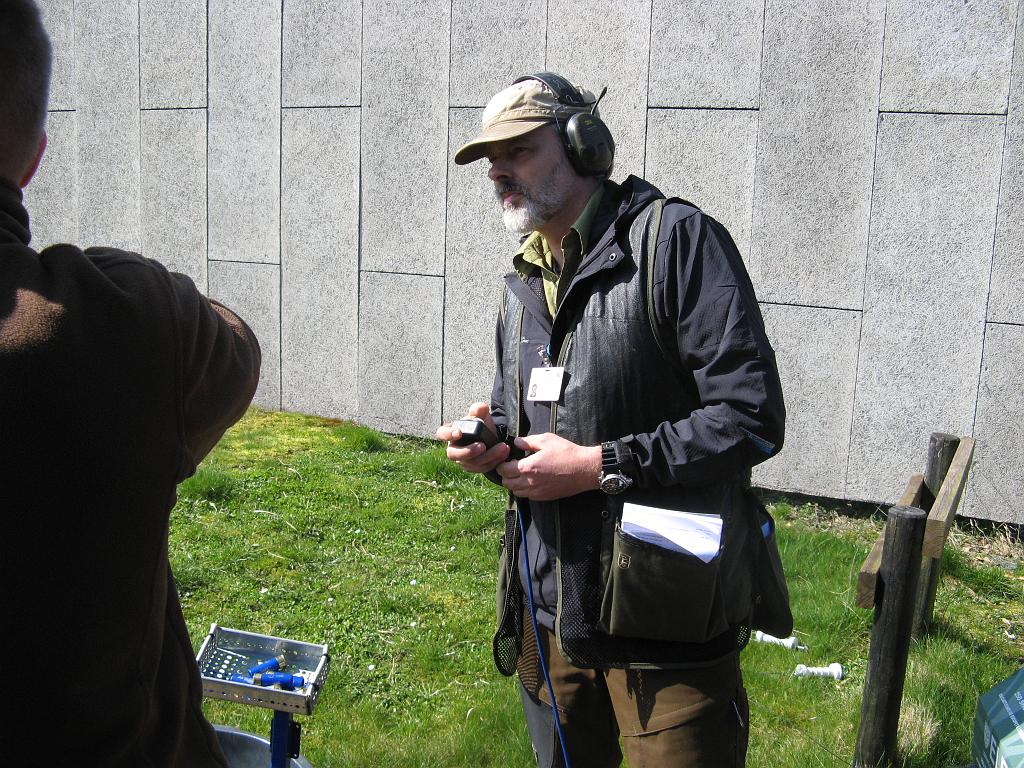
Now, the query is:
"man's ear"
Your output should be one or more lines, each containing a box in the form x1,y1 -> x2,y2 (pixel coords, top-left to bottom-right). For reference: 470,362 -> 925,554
18,132 -> 47,189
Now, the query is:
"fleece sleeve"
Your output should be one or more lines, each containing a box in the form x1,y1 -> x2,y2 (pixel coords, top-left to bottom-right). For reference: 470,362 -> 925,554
166,271 -> 262,479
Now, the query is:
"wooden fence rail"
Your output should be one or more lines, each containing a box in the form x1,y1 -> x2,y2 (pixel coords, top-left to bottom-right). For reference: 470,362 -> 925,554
917,436 -> 975,635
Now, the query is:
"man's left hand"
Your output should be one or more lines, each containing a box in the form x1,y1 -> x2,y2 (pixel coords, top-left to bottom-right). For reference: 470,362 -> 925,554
495,433 -> 601,501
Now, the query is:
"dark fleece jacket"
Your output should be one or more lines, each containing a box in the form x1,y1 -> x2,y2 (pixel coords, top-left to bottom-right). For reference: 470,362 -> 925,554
0,178 -> 260,766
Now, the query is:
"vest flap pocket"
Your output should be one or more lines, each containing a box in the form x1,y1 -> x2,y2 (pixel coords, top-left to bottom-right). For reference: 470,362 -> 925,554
598,526 -> 728,644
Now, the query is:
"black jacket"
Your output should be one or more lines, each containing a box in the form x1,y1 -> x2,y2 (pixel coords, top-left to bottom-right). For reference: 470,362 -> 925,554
490,176 -> 785,670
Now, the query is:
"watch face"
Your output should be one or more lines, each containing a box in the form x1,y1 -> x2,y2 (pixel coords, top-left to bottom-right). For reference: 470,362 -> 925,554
600,473 -> 631,495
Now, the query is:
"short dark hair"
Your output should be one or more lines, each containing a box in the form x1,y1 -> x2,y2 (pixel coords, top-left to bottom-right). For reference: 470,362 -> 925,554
0,0 -> 52,174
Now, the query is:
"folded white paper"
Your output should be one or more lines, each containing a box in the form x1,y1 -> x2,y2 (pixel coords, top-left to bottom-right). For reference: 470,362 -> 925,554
620,502 -> 723,562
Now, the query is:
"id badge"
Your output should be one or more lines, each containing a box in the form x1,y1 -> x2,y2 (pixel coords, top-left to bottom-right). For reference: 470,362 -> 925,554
527,366 -> 565,402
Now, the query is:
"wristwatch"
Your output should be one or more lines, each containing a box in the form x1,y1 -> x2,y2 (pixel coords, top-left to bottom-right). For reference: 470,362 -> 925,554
598,440 -> 634,495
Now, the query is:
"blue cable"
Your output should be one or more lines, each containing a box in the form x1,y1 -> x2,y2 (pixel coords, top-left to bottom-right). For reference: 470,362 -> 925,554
517,507 -> 572,768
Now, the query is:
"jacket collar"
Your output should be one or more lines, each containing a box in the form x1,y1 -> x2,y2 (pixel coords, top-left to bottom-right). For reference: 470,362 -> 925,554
0,177 -> 31,247
508,176 -> 667,338
573,175 -> 664,279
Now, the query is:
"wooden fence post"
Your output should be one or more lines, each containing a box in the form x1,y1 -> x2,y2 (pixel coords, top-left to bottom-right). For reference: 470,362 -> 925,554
853,505 -> 928,768
912,433 -> 959,637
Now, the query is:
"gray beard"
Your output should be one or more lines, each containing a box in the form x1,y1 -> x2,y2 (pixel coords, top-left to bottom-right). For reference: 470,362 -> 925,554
502,200 -> 549,235
496,159 -> 574,235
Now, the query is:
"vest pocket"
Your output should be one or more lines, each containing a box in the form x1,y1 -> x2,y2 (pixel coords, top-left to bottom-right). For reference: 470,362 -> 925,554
598,525 -> 729,643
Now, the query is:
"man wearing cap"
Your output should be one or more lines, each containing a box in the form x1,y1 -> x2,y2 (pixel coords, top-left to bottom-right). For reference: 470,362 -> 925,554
437,73 -> 786,767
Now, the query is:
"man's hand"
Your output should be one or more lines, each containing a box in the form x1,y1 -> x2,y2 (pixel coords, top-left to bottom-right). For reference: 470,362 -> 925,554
496,432 -> 601,501
435,402 -> 509,475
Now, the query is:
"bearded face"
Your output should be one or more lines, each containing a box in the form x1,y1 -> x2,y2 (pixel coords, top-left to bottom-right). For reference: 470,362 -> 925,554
494,148 -> 576,235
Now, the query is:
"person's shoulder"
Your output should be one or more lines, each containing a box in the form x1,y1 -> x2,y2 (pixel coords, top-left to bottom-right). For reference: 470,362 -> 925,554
80,245 -> 194,293
654,194 -> 732,244
80,245 -> 164,273
40,244 -> 200,321
618,174 -> 704,224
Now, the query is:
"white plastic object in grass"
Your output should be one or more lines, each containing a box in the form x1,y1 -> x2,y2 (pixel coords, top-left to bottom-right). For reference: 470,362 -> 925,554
753,630 -> 807,650
793,663 -> 844,680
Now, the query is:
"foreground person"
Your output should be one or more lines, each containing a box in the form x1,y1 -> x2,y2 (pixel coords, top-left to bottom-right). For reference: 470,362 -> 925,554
1,2 -> 261,764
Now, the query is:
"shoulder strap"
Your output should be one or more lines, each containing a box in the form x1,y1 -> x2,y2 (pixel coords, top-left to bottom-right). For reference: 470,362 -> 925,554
640,197 -> 683,373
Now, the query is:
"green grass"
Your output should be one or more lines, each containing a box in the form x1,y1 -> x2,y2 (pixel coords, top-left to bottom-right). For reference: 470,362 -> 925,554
173,408 -> 1023,767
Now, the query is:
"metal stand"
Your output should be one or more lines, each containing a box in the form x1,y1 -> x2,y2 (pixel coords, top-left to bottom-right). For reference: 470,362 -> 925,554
270,710 -> 299,768
195,624 -> 329,768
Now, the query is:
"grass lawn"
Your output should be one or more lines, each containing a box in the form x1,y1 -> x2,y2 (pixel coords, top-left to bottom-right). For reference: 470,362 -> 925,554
173,408 -> 1023,767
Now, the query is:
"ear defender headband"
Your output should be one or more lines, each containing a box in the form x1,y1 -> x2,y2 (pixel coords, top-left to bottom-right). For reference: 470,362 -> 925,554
513,72 -> 615,177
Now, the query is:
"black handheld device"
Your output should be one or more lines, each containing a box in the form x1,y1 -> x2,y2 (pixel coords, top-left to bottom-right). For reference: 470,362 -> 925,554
451,418 -> 500,448
450,418 -> 526,461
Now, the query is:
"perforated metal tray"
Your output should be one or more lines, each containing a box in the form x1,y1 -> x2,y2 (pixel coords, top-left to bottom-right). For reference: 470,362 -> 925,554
196,624 -> 330,715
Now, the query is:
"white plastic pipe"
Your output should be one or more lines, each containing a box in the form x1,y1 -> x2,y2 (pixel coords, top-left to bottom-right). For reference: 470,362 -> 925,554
793,663 -> 844,680
753,630 -> 807,650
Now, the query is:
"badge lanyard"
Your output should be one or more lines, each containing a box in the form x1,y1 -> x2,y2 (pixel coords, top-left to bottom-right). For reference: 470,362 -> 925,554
528,343 -> 564,403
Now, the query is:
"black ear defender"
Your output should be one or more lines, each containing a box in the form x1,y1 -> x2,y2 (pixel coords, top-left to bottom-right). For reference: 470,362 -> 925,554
513,72 -> 615,177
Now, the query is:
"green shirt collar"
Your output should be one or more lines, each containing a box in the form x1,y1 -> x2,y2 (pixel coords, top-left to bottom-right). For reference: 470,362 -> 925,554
513,185 -> 606,315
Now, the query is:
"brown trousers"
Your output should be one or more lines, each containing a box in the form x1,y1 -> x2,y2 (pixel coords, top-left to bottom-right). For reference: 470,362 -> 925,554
517,618 -> 748,768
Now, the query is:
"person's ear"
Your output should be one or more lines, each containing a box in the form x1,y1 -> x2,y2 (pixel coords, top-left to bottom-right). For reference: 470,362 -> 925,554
18,132 -> 47,188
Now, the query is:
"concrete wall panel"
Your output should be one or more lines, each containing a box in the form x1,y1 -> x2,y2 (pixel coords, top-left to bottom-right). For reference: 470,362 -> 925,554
281,108 -> 361,419
359,273 -> 444,436
75,0 -> 140,251
361,0 -> 449,275
25,111 -> 77,249
443,109 -> 519,422
649,0 -> 764,108
847,113 -> 1004,501
749,0 -> 885,309
879,0 -> 1017,114
140,109 -> 207,288
208,0 -> 280,264
752,304 -> 860,498
989,10 -> 1024,324
546,0 -> 650,180
450,0 -> 546,107
283,0 -> 361,107
38,0 -> 75,110
962,323 -> 1024,523
27,2 -> 1024,522
645,108 -> 757,255
140,0 -> 206,109
209,261 -> 281,409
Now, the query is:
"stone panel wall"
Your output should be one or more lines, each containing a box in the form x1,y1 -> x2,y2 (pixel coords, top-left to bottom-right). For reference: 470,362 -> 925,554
27,0 -> 1024,522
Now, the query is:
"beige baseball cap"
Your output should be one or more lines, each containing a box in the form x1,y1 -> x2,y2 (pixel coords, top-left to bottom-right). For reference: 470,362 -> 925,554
454,77 -> 599,165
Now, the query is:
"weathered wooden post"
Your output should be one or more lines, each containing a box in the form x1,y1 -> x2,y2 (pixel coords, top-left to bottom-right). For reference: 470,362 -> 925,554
853,505 -> 928,768
912,433 -> 958,637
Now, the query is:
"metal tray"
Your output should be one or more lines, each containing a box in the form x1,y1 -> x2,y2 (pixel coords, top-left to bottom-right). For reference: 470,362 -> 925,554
197,624 -> 330,715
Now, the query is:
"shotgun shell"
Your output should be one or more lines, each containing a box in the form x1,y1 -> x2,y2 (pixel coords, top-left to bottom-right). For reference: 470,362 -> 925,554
252,672 -> 305,690
247,654 -> 287,676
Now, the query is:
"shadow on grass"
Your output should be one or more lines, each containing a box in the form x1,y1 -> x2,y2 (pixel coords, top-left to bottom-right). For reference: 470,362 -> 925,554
757,487 -> 885,519
924,616 -> 1019,662
942,548 -> 1019,601
179,466 -> 238,503
336,423 -> 391,453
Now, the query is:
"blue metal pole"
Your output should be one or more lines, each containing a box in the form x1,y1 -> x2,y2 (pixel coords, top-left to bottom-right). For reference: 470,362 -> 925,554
269,710 -> 292,768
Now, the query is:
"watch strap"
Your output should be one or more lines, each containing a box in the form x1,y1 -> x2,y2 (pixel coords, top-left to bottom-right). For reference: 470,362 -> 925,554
601,440 -> 620,471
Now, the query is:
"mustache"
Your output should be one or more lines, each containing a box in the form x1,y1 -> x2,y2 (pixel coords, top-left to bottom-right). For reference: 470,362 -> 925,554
495,181 -> 527,201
